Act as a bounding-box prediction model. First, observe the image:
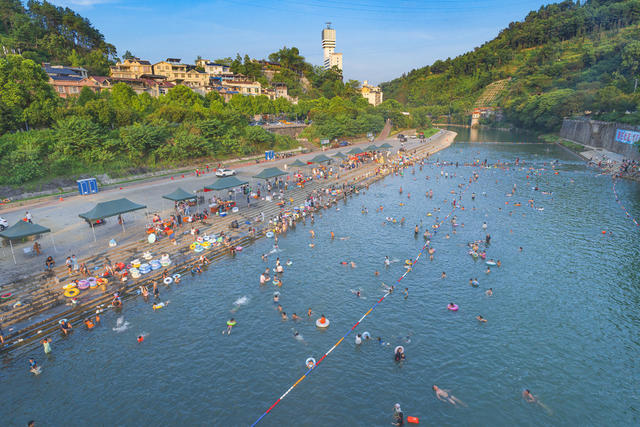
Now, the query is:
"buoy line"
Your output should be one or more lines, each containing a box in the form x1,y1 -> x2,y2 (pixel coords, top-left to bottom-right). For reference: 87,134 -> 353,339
250,172 -> 477,426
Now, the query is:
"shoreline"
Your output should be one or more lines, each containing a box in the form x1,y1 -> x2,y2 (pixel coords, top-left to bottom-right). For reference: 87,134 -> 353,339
0,131 -> 457,354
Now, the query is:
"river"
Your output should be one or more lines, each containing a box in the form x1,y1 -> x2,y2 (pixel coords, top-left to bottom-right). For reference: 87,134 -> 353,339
2,130 -> 639,426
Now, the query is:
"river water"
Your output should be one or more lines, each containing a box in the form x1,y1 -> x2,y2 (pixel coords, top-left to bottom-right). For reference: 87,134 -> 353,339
2,131 -> 640,426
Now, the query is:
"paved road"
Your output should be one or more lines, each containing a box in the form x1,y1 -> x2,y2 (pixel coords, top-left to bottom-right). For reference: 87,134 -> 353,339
0,133 -> 447,285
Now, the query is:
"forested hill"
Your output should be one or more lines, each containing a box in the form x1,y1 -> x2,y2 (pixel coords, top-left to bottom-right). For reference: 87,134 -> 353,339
381,0 -> 640,131
0,0 -> 116,74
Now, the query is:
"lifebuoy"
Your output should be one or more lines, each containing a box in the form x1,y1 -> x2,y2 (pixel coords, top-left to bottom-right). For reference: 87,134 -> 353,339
1,292 -> 12,300
163,277 -> 173,285
306,357 -> 316,369
64,288 -> 80,298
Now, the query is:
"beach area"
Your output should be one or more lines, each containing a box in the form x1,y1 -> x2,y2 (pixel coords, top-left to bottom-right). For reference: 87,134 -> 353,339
1,130 -> 640,426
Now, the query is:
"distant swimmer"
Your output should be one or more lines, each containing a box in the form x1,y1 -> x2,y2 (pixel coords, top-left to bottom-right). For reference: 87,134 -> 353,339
476,315 -> 487,323
226,318 -> 236,335
394,346 -> 406,361
137,335 -> 144,343
523,389 -> 536,403
350,261 -> 357,268
307,308 -> 313,318
281,312 -> 288,321
29,358 -> 40,375
414,225 -> 419,235
482,222 -> 487,230
330,231 -> 334,239
441,272 -> 446,279
291,313 -> 300,321
486,288 -> 493,296
273,293 -> 280,303
355,333 -> 362,345
384,256 -> 390,267
293,330 -> 304,341
433,385 -> 466,406
41,337 -> 52,354
403,288 -> 408,299
309,230 -> 315,238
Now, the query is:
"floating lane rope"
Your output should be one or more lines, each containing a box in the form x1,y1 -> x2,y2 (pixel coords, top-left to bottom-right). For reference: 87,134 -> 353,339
250,170 -> 477,426
612,178 -> 639,227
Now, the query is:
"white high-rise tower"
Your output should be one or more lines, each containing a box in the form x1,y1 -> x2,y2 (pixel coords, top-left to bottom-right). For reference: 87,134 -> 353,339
322,22 -> 342,71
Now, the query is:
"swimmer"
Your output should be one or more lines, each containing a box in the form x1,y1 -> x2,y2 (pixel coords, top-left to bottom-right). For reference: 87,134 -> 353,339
309,230 -> 315,238
281,312 -> 288,321
384,256 -> 390,267
497,260 -> 501,267
374,270 -> 380,276
523,389 -> 536,403
414,225 -> 419,234
353,290 -> 361,298
29,358 -> 39,374
441,272 -> 446,279
394,346 -> 406,361
355,333 -> 362,345
486,288 -> 493,296
519,247 -> 523,252
273,293 -> 280,303
476,315 -> 487,323
226,318 -> 236,334
403,287 -> 408,299
309,243 -> 315,248
330,231 -> 334,239
286,259 -> 292,266
277,304 -> 283,312
261,254 -> 267,261
84,318 -> 95,329
486,267 -> 491,274
41,337 -> 52,354
350,261 -> 356,268
60,319 -> 72,335
140,285 -> 149,298
137,335 -> 144,343
433,385 -> 466,406
392,403 -> 404,426
174,275 -> 180,283
293,330 -> 304,341
292,313 -> 300,321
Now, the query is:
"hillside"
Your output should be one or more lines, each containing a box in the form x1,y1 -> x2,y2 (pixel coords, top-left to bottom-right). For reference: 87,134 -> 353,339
381,0 -> 640,131
0,0 -> 116,74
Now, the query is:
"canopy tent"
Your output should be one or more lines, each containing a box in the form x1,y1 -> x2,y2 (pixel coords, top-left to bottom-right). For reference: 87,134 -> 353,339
162,187 -> 196,201
378,143 -> 392,149
204,176 -> 249,191
347,147 -> 363,155
288,159 -> 308,168
253,167 -> 288,180
310,154 -> 332,163
78,198 -> 147,240
0,220 -> 55,264
365,144 -> 379,151
332,152 -> 347,159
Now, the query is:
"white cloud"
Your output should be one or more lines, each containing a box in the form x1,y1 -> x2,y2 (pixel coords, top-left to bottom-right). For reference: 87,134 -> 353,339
50,0 -> 117,7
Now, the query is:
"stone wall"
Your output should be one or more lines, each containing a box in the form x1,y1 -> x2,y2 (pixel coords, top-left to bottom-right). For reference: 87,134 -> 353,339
262,124 -> 308,138
560,119 -> 640,160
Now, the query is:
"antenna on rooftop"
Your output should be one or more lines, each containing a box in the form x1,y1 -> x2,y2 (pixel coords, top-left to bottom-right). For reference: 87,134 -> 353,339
326,22 -> 332,29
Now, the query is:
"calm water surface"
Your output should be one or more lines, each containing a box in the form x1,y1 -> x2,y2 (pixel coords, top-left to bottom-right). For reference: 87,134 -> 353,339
2,134 -> 640,426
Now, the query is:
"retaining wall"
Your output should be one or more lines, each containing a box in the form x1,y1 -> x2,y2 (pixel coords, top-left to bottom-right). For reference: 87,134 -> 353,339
560,119 -> 640,160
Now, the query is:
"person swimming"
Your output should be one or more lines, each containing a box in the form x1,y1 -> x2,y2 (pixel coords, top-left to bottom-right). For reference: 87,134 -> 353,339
226,318 -> 236,335
273,293 -> 280,303
355,333 -> 362,345
433,385 -> 465,406
486,288 -> 493,296
394,347 -> 405,361
137,335 -> 144,343
384,256 -> 390,267
476,315 -> 487,323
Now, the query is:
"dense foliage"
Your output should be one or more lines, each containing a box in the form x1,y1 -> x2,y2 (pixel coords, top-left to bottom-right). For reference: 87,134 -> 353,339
382,0 -> 640,130
0,0 -> 116,74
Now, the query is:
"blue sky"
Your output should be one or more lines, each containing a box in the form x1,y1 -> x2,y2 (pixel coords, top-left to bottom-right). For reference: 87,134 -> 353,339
51,0 -> 551,84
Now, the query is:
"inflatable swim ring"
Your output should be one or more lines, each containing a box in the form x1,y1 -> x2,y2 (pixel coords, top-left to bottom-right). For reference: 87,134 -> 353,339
306,357 -> 316,369
316,318 -> 330,328
77,280 -> 90,290
194,246 -> 204,253
447,304 -> 459,311
163,277 -> 173,285
232,207 -> 239,213
62,283 -> 76,290
172,274 -> 181,280
362,331 -> 371,340
485,261 -> 496,266
190,243 -> 197,250
147,233 -> 156,244
226,320 -> 236,327
394,345 -> 405,354
235,246 -> 243,251
200,241 -> 210,248
1,292 -> 12,300
196,237 -> 204,243
266,231 -> 274,238
96,278 -> 108,286
59,318 -> 68,325
64,288 -> 80,298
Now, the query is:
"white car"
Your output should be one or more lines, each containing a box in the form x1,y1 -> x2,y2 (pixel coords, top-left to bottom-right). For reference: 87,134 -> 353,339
216,168 -> 236,177
0,216 -> 8,231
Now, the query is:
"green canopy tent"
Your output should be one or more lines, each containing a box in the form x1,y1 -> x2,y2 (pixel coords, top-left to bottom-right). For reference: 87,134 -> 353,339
204,176 -> 249,205
347,147 -> 363,155
332,151 -> 347,159
310,154 -> 332,163
288,159 -> 308,168
204,176 -> 249,191
0,220 -> 54,264
366,144 -> 379,151
378,143 -> 392,149
79,198 -> 147,241
253,167 -> 288,180
162,187 -> 196,202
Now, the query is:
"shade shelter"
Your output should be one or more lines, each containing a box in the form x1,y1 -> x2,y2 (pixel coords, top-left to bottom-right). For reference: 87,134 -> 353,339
162,187 -> 196,202
378,143 -> 392,149
366,144 -> 379,151
0,220 -> 54,264
253,167 -> 288,180
204,176 -> 249,191
347,147 -> 363,155
288,159 -> 308,168
332,152 -> 347,159
79,198 -> 146,241
310,154 -> 332,163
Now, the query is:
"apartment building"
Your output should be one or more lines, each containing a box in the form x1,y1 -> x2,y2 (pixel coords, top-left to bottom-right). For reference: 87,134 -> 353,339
109,58 -> 153,79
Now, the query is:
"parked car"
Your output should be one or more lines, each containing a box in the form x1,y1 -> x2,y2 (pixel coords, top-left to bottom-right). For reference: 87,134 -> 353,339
216,168 -> 236,177
0,216 -> 8,231
339,140 -> 351,146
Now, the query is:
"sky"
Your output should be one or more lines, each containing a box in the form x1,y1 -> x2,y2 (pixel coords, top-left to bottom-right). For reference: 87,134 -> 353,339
51,0 -> 552,84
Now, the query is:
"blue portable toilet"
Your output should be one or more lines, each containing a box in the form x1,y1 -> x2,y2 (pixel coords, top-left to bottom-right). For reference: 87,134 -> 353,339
265,150 -> 275,161
77,178 -> 99,195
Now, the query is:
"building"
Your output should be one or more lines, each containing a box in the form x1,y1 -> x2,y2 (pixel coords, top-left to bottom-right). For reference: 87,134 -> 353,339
42,63 -> 99,98
361,80 -> 383,106
195,59 -> 231,76
43,63 -> 88,79
183,67 -> 209,87
109,58 -> 152,79
93,76 -> 175,97
152,58 -> 188,82
321,23 -> 343,71
221,79 -> 262,96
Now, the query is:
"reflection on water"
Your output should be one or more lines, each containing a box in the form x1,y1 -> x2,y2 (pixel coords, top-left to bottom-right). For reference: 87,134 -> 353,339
441,125 -> 543,143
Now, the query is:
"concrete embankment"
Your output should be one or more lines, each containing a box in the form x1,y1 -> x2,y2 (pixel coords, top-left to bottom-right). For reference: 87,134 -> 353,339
0,130 -> 455,355
560,119 -> 640,161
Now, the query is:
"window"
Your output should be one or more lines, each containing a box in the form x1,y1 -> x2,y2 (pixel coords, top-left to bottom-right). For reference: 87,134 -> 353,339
57,86 -> 64,93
